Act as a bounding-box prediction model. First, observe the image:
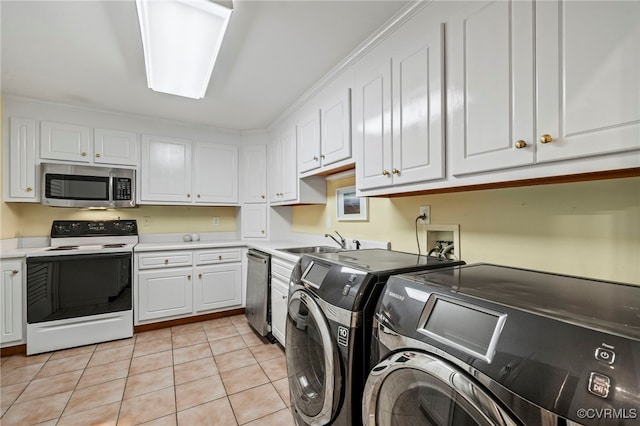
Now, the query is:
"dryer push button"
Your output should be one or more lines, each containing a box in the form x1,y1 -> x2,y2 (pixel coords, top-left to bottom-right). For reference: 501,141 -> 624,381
595,347 -> 615,364
588,372 -> 611,398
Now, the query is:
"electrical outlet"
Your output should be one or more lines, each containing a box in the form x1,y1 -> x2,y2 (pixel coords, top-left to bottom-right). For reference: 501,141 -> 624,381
419,205 -> 431,224
212,217 -> 220,226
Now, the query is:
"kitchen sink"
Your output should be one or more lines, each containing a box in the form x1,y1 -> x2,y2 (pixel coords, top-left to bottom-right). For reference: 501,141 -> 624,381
277,246 -> 342,255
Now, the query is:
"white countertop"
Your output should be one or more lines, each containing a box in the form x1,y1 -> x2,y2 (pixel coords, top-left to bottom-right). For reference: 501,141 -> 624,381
1,233 -> 388,262
0,238 -> 313,263
133,239 -> 308,263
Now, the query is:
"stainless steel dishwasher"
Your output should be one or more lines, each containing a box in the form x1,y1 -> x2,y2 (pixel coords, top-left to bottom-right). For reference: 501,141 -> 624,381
245,249 -> 273,340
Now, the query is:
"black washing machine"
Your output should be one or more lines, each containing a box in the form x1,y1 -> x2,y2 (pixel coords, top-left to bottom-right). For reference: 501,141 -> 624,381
364,263 -> 640,425
285,249 -> 465,425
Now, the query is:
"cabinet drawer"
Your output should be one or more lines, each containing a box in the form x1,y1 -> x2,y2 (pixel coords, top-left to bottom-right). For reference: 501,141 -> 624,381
196,248 -> 242,265
271,257 -> 295,280
137,251 -> 193,269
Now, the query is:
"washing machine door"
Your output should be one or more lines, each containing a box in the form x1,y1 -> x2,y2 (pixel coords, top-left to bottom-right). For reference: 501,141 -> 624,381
363,351 -> 520,426
286,289 -> 342,425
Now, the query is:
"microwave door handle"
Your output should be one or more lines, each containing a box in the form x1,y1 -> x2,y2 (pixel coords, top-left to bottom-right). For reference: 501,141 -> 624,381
108,171 -> 114,204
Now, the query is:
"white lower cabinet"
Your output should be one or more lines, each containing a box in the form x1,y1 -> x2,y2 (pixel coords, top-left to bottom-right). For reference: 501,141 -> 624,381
270,256 -> 295,346
194,263 -> 242,313
135,248 -> 242,324
1,260 -> 23,345
137,267 -> 193,321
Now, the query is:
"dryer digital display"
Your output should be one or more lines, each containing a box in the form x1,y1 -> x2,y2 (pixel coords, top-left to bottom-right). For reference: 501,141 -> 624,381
302,261 -> 331,289
419,296 -> 507,363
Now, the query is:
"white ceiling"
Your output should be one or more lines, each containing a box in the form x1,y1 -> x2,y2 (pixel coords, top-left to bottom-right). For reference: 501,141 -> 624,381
1,0 -> 409,131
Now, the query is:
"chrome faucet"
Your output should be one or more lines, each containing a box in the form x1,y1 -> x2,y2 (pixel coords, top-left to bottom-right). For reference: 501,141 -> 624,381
325,230 -> 346,249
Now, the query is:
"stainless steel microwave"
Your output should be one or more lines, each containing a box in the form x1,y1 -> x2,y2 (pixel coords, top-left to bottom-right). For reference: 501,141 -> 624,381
41,163 -> 136,208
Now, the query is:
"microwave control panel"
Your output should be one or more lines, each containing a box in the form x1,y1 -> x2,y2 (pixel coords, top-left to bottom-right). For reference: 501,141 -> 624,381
114,178 -> 133,200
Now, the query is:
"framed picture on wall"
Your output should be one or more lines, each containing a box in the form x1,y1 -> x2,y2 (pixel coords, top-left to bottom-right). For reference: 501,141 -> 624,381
336,186 -> 368,221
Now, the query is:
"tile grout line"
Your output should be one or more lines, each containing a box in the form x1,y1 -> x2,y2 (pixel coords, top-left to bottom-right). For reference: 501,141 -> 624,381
1,316 -> 293,426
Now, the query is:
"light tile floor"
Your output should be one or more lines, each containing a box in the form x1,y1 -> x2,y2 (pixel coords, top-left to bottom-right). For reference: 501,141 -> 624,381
0,315 -> 295,426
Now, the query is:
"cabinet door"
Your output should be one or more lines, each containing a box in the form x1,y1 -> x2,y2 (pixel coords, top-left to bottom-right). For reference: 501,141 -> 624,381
270,275 -> 288,346
241,205 -> 267,238
449,1 -> 535,175
354,57 -> 393,190
298,111 -> 321,173
40,121 -> 92,163
140,135 -> 192,203
321,88 -> 352,168
268,139 -> 283,202
391,22 -> 445,185
8,117 -> 38,200
242,144 -> 267,203
536,0 -> 640,162
1,261 -> 23,344
94,128 -> 138,166
194,143 -> 238,204
280,129 -> 298,201
194,264 -> 242,313
137,268 -> 193,321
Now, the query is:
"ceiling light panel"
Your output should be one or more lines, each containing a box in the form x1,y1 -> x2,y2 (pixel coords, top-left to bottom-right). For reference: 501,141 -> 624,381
136,0 -> 232,99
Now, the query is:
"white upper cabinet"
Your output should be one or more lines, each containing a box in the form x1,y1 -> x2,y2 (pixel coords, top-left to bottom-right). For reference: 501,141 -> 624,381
355,10 -> 445,191
355,57 -> 392,190
298,86 -> 352,175
40,121 -> 91,163
321,88 -> 352,168
536,0 -> 640,162
269,127 -> 325,205
449,0 -> 535,175
193,143 -> 238,204
141,135 -> 239,205
7,117 -> 38,201
297,111 -> 321,173
140,135 -> 192,203
242,144 -> 267,203
450,0 -> 640,176
269,128 -> 298,203
94,128 -> 138,166
40,121 -> 138,167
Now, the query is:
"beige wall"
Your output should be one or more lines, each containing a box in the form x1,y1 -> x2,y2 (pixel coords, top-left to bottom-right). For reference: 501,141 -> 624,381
293,176 -> 640,284
1,203 -> 237,238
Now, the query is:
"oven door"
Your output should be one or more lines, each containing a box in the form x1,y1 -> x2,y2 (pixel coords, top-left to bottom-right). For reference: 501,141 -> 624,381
363,351 -> 520,426
286,289 -> 342,425
26,252 -> 132,323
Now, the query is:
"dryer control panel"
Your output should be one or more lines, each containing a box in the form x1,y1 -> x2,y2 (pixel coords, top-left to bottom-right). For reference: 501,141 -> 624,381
376,265 -> 640,426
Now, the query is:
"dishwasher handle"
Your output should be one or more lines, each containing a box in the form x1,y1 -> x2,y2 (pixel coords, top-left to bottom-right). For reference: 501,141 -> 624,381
247,250 -> 269,264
